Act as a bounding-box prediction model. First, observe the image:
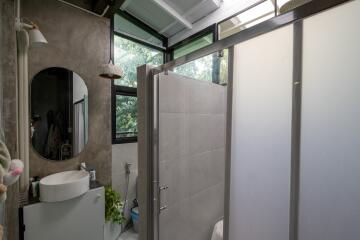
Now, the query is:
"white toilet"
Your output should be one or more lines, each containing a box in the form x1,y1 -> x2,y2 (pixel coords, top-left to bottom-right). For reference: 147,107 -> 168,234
211,220 -> 223,240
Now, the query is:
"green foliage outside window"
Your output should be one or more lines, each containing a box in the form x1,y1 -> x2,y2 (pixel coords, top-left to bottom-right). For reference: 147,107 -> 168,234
114,35 -> 163,138
174,49 -> 229,84
219,49 -> 229,85
116,95 -> 137,138
114,36 -> 163,87
174,54 -> 214,82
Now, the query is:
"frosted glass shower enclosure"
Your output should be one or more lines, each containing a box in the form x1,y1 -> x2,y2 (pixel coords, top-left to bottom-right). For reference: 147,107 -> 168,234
137,52 -> 229,240
138,1 -> 360,240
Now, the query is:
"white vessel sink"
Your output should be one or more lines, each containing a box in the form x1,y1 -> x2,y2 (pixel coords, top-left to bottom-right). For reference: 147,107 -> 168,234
40,170 -> 89,202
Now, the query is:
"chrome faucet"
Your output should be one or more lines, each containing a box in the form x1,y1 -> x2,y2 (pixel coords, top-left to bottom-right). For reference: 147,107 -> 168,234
80,162 -> 96,181
80,162 -> 87,171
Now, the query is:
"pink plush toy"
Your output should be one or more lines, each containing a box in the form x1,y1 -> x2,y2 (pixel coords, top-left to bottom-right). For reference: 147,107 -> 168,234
0,141 -> 24,202
3,159 -> 24,187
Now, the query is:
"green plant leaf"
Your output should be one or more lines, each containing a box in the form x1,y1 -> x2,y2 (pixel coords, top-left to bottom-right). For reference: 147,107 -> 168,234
105,186 -> 126,224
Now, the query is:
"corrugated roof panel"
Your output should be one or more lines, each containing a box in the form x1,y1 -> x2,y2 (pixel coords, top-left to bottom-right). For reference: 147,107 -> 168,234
126,0 -> 176,32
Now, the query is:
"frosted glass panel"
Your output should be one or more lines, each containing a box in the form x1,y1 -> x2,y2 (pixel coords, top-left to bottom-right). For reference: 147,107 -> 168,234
229,25 -> 293,240
299,2 -> 360,240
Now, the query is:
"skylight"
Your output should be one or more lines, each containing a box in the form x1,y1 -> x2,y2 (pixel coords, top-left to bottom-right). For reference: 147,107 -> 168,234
218,0 -> 275,40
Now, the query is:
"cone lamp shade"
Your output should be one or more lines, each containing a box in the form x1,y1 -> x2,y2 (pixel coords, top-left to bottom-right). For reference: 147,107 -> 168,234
28,28 -> 48,47
99,60 -> 124,79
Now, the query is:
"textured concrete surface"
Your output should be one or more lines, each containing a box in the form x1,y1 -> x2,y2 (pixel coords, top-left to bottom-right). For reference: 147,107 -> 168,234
21,0 -> 112,185
1,0 -> 20,239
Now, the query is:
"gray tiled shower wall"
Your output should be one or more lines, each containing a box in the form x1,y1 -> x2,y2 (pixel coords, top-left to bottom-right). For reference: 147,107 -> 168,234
158,72 -> 226,240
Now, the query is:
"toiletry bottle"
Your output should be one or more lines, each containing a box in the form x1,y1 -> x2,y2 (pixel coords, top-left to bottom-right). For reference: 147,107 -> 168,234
89,168 -> 96,182
32,176 -> 40,198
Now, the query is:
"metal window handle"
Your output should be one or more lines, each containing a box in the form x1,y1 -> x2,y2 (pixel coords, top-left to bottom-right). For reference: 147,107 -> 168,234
159,185 -> 168,191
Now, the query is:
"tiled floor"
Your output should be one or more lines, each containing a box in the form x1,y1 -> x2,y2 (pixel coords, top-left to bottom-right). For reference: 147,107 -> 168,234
117,229 -> 138,240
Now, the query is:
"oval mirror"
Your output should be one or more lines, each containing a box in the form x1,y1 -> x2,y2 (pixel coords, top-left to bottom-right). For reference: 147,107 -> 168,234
30,67 -> 88,160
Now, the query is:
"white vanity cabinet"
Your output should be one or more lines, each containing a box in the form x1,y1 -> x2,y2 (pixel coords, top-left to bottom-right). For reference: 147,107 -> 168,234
21,186 -> 105,240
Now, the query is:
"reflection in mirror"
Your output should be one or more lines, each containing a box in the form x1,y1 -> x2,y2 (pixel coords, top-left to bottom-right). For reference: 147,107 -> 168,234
30,67 -> 88,161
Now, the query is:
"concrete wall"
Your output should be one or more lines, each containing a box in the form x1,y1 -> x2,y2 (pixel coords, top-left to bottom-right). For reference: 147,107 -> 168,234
0,0 -> 112,238
21,0 -> 112,185
158,72 -> 226,240
0,0 -> 20,239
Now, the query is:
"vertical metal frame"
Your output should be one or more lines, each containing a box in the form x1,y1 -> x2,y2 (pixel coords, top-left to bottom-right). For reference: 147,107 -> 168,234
223,46 -> 235,240
151,71 -> 160,240
289,20 -> 303,240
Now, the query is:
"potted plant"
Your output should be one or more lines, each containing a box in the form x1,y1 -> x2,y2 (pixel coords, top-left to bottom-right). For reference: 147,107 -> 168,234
104,186 -> 126,240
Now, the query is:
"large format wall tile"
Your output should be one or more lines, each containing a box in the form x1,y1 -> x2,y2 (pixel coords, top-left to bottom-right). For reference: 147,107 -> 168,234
159,198 -> 191,240
159,72 -> 227,240
159,157 -> 190,206
159,113 -> 187,162
188,114 -> 214,155
188,182 -> 225,240
159,73 -> 189,113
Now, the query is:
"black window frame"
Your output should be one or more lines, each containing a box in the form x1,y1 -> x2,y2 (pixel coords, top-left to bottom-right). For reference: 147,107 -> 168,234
168,24 -> 225,84
111,11 -> 169,144
169,24 -> 217,60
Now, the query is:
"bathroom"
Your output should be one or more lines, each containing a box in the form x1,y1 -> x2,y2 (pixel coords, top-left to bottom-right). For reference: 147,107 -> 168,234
1,0 -> 360,240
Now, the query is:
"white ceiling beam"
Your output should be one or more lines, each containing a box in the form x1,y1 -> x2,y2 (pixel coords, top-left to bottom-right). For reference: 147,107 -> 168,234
120,0 -> 133,10
169,0 -> 260,46
159,0 -> 218,34
159,21 -> 176,34
152,0 -> 193,29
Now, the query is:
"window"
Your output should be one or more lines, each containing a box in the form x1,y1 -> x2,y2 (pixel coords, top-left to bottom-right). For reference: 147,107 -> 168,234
218,0 -> 276,40
277,0 -> 312,14
173,50 -> 229,85
173,33 -> 213,59
114,36 -> 164,88
218,0 -> 313,40
115,91 -> 137,139
112,12 -> 166,144
114,14 -> 164,48
170,26 -> 229,85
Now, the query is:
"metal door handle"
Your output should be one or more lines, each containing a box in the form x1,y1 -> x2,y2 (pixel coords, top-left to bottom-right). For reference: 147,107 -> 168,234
160,205 -> 168,211
159,185 -> 168,212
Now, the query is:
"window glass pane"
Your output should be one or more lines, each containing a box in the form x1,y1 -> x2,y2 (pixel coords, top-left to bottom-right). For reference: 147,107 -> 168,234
114,14 -> 164,47
174,54 -> 214,82
114,36 -> 164,87
219,49 -> 229,85
116,95 -> 137,138
174,33 -> 213,59
218,0 -> 275,40
173,49 -> 229,85
278,0 -> 312,14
